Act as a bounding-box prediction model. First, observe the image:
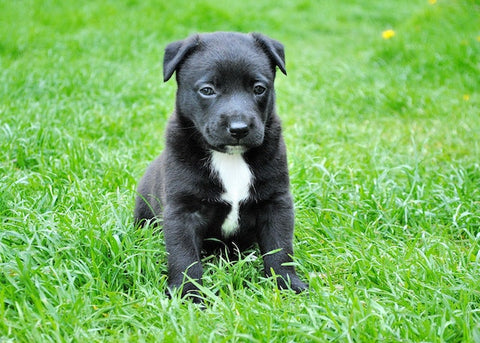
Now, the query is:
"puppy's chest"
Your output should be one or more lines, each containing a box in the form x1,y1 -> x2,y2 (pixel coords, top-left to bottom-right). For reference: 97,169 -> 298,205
210,151 -> 253,237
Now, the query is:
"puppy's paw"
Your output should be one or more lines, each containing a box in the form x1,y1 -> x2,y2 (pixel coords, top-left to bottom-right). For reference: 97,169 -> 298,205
167,282 -> 204,304
276,274 -> 309,293
290,278 -> 309,293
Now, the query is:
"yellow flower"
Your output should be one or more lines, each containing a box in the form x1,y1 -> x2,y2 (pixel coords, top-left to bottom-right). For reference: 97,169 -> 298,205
463,94 -> 470,101
429,0 -> 437,4
382,29 -> 396,40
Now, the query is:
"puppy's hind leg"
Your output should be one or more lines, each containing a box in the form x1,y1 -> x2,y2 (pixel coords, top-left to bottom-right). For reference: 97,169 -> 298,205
133,155 -> 165,227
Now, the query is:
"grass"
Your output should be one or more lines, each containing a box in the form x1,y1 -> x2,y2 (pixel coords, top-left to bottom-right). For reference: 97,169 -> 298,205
1,0 -> 479,341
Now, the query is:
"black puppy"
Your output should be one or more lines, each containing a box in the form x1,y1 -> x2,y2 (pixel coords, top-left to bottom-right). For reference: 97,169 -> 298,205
134,32 -> 307,299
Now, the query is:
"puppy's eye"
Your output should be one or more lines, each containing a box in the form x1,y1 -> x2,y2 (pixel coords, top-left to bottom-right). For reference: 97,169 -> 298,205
253,85 -> 266,95
199,87 -> 216,96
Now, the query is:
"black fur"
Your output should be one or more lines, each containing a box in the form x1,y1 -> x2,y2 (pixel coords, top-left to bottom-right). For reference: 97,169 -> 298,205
134,32 -> 307,300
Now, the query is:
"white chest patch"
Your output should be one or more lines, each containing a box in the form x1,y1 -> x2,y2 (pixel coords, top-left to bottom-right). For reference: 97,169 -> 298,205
210,150 -> 253,237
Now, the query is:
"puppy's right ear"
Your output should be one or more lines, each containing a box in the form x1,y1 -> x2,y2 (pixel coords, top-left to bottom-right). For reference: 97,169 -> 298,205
163,34 -> 200,82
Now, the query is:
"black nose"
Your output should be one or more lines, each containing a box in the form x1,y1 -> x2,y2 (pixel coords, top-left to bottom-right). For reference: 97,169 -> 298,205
228,121 -> 249,140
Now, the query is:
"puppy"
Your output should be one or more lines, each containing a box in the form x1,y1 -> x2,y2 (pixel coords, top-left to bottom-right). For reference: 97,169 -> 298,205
134,32 -> 307,299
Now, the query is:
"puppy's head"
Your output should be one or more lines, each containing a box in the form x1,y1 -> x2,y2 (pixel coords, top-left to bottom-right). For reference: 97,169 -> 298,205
163,32 -> 286,154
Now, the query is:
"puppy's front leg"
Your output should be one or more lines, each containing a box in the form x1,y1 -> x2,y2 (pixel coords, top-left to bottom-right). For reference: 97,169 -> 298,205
257,195 -> 308,293
163,204 -> 205,301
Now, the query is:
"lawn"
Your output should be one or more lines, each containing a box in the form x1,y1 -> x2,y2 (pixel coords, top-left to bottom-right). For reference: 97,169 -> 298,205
1,0 -> 479,341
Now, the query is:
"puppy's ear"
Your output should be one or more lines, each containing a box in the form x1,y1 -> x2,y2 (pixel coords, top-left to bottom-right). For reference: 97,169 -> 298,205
163,34 -> 200,82
251,33 -> 287,76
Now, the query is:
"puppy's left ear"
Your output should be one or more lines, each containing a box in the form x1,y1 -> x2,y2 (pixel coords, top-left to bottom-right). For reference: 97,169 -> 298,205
163,34 -> 200,82
251,33 -> 287,75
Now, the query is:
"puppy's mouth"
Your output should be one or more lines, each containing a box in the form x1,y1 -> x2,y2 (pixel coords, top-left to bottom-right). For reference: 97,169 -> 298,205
223,145 -> 248,155
210,144 -> 248,155
202,123 -> 264,154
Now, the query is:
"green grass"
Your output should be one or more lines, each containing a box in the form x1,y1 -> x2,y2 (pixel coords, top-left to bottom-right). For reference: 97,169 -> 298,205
1,0 -> 479,341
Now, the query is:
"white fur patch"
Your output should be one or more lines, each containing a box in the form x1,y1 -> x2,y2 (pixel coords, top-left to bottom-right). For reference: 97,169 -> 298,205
210,148 -> 252,237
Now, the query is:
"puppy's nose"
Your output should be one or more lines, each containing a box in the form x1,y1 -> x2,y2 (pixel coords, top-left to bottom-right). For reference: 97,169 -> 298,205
228,121 -> 249,140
